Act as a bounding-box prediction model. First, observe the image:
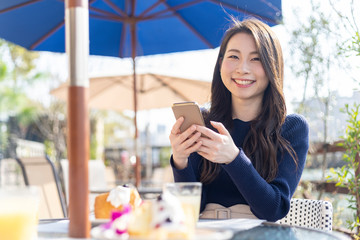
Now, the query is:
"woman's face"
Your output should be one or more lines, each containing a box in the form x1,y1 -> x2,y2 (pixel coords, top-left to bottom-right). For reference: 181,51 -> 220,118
220,32 -> 269,105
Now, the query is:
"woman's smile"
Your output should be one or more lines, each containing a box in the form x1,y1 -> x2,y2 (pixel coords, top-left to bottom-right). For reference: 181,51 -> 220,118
232,78 -> 256,88
220,32 -> 269,103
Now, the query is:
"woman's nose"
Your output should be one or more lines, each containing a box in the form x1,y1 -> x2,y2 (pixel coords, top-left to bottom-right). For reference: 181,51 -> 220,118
236,60 -> 250,74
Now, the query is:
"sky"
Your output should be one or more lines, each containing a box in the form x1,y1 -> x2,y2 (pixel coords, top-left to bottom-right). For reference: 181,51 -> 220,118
30,0 -> 360,133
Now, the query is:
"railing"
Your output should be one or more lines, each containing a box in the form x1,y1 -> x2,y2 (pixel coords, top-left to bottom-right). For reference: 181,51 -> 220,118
301,180 -> 350,195
0,139 -> 45,187
16,138 -> 45,157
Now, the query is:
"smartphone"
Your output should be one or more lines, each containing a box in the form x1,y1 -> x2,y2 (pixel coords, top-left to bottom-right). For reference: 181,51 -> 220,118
172,101 -> 205,133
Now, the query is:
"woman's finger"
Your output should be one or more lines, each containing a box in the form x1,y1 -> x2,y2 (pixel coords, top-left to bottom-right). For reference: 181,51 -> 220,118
171,125 -> 199,154
186,140 -> 202,154
210,121 -> 231,137
197,144 -> 211,155
182,132 -> 201,150
177,124 -> 197,142
170,117 -> 184,135
197,136 -> 214,148
197,151 -> 211,160
195,125 -> 219,140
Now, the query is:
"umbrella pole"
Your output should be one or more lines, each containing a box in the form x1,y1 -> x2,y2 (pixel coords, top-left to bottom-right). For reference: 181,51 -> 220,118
130,10 -> 141,187
132,57 -> 141,188
66,0 -> 90,238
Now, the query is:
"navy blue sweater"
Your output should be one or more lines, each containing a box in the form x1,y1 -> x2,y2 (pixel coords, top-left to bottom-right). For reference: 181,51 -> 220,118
170,114 -> 309,221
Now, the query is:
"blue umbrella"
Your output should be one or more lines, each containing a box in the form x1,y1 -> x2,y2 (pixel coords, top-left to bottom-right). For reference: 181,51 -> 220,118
0,0 -> 282,187
0,0 -> 282,57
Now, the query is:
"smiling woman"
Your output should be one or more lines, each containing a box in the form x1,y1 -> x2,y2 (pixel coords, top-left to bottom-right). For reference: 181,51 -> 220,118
169,18 -> 310,222
220,32 -> 269,120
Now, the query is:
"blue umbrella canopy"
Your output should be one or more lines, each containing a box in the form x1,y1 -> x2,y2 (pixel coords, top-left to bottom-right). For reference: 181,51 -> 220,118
0,0 -> 282,58
0,0 -> 282,189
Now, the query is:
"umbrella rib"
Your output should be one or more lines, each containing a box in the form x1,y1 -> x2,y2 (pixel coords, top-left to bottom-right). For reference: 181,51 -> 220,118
145,75 -> 208,93
207,0 -> 280,25
150,74 -> 191,101
144,0 -> 202,19
125,0 -> 129,14
137,74 -> 173,94
130,0 -> 137,59
89,5 -> 128,20
103,0 -> 127,17
162,1 -> 214,48
0,0 -> 42,14
142,13 -> 176,21
130,0 -> 136,16
90,13 -> 126,22
30,21 -> 64,50
119,22 -> 126,57
137,0 -> 164,18
90,78 -> 129,100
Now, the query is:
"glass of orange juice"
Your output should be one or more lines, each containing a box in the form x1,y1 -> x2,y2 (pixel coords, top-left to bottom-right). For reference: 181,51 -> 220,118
163,182 -> 202,232
0,186 -> 40,240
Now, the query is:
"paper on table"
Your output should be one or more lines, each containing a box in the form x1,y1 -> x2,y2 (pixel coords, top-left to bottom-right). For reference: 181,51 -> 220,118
197,218 -> 265,231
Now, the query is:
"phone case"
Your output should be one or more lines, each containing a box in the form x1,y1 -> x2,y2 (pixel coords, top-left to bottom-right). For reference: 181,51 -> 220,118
172,101 -> 205,133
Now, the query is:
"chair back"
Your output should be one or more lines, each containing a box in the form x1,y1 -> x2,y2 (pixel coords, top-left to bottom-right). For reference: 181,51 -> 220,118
277,198 -> 333,231
16,156 -> 67,219
60,159 -> 109,203
0,158 -> 26,186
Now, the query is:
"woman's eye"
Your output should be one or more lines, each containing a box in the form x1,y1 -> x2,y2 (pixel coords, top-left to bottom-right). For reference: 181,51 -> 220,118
251,57 -> 260,61
228,55 -> 239,59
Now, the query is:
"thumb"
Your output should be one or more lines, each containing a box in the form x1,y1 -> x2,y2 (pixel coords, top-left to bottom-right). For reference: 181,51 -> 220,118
210,121 -> 230,136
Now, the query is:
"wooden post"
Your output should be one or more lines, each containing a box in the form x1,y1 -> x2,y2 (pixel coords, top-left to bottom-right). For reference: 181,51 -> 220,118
65,0 -> 90,237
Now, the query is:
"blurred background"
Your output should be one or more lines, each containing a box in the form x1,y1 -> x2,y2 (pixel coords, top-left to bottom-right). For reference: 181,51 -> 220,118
0,0 -> 359,237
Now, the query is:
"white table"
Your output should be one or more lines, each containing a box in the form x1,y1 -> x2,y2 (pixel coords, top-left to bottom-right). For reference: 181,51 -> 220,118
38,218 -> 350,240
38,219 -> 234,240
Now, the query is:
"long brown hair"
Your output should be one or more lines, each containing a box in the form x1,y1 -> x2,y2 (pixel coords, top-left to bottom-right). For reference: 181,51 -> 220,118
201,18 -> 297,184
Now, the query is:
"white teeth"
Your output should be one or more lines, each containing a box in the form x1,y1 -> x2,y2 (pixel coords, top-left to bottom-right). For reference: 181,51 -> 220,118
234,79 -> 253,85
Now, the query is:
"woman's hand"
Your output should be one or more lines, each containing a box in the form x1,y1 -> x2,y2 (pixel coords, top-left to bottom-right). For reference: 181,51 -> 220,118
195,121 -> 239,164
169,117 -> 202,170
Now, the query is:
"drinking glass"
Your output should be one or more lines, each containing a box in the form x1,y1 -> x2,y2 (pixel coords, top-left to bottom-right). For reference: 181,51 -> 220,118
0,186 -> 40,240
163,182 -> 202,230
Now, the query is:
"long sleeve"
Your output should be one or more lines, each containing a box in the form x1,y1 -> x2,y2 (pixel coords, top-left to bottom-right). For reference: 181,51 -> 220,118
170,153 -> 201,182
222,114 -> 309,221
170,114 -> 309,221
170,153 -> 206,208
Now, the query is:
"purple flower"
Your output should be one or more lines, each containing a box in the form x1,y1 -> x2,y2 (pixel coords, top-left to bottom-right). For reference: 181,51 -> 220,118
110,204 -> 132,221
101,221 -> 112,230
116,229 -> 127,235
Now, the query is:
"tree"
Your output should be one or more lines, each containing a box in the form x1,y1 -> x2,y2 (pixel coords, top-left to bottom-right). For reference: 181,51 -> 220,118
32,102 -> 67,162
0,39 -> 42,158
327,0 -> 360,237
329,104 -> 360,237
287,0 -> 347,183
329,0 -> 360,59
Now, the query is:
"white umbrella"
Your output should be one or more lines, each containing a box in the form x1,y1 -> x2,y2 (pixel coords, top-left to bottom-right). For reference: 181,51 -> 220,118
51,72 -> 211,188
51,73 -> 211,111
